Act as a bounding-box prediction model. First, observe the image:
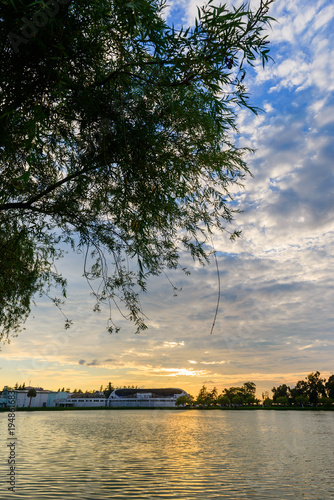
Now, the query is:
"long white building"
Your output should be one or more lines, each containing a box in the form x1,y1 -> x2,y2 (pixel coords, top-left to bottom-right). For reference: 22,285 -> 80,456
0,387 -> 69,408
0,387 -> 189,408
55,393 -> 106,407
108,388 -> 189,407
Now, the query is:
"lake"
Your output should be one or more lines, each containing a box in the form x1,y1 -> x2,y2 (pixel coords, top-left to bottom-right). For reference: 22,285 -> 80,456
1,410 -> 334,499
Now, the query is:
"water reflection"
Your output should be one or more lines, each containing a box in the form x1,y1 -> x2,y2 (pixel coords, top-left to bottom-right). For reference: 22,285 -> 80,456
0,410 -> 333,499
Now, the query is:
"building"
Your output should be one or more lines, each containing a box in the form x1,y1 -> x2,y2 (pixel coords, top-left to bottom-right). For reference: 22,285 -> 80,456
108,388 -> 189,407
0,386 -> 189,408
0,387 -> 69,408
55,392 -> 106,408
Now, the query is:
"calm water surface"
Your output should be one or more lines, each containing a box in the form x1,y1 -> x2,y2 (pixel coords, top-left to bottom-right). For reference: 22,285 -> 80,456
1,410 -> 334,499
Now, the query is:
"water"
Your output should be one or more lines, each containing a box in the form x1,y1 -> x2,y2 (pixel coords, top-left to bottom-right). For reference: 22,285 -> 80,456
1,410 -> 334,499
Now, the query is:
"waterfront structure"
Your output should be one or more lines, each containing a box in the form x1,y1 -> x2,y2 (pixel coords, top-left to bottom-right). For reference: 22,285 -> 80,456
0,387 -> 69,408
108,388 -> 189,407
55,393 -> 106,407
0,386 -> 189,408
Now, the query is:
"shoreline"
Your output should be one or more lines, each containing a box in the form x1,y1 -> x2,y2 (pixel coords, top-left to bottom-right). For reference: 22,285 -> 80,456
1,406 -> 333,412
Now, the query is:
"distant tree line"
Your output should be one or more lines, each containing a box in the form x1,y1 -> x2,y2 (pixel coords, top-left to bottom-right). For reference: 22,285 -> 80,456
7,381 -> 120,398
176,381 -> 260,408
270,372 -> 334,407
7,372 -> 334,409
176,373 -> 334,409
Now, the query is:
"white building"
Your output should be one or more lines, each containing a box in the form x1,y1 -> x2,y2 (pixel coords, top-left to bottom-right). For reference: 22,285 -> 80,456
108,388 -> 189,407
1,387 -> 69,408
55,392 -> 106,407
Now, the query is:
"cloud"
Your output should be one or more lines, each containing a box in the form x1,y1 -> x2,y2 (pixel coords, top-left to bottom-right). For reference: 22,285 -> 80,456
160,341 -> 185,349
86,359 -> 100,367
201,361 -> 226,365
152,368 -> 209,377
77,359 -> 102,367
2,0 -> 334,398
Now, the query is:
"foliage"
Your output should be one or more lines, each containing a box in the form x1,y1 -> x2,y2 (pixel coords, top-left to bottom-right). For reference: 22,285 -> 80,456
275,396 -> 288,406
317,397 -> 333,408
0,0 -> 274,340
27,387 -> 37,407
325,375 -> 334,399
196,381 -> 259,406
103,381 -> 115,398
217,394 -> 230,406
272,384 -> 290,404
220,382 -> 258,406
175,394 -> 193,407
272,372 -> 332,407
196,385 -> 210,406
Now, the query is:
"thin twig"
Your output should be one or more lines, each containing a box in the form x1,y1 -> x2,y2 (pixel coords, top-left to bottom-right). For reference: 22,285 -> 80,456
209,234 -> 221,334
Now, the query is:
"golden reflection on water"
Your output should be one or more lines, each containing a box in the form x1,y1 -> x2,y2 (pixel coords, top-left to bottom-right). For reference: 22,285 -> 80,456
0,410 -> 334,499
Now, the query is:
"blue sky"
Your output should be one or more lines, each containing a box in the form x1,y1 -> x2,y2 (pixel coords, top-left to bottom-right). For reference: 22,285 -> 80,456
1,0 -> 334,397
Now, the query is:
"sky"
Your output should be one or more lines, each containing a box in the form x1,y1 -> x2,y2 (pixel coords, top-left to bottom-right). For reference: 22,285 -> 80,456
1,0 -> 334,398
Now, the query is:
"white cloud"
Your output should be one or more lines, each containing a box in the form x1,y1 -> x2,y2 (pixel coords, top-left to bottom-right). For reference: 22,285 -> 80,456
3,0 -> 334,397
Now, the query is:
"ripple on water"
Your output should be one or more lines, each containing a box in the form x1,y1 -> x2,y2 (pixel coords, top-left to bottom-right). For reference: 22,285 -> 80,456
1,410 -> 334,499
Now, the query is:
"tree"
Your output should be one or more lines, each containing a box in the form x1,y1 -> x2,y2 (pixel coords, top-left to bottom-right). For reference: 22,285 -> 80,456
0,0 -> 274,340
196,385 -> 219,406
243,381 -> 256,394
305,372 -> 326,406
325,375 -> 334,399
272,384 -> 290,404
244,394 -> 258,405
290,379 -> 308,406
27,388 -> 37,407
175,395 -> 192,407
196,385 -> 210,406
209,387 -> 219,405
217,394 -> 230,407
232,395 -> 244,406
276,396 -> 288,406
291,372 -> 326,406
294,394 -> 308,408
318,397 -> 333,408
220,382 -> 258,406
103,381 -> 115,398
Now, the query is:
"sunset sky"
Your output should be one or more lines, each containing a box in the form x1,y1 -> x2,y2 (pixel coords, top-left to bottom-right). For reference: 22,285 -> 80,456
1,0 -> 334,398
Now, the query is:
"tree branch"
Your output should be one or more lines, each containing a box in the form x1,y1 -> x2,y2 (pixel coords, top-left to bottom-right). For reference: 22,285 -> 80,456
0,166 -> 93,212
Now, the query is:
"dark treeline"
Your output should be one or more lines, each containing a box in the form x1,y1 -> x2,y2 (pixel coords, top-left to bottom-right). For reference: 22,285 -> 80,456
176,372 -> 334,408
9,372 -> 334,408
176,382 -> 260,408
271,371 -> 334,407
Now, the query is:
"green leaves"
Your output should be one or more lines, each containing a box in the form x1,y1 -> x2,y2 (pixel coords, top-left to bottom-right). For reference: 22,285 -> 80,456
0,0 -> 274,339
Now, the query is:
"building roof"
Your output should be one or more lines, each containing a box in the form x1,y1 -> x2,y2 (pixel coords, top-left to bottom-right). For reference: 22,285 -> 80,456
112,388 -> 185,398
70,392 -> 105,399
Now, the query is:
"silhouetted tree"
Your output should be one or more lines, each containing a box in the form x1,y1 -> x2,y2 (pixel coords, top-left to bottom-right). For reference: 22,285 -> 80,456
325,375 -> 334,399
27,388 -> 36,407
103,382 -> 115,398
0,0 -> 274,341
272,384 -> 291,404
